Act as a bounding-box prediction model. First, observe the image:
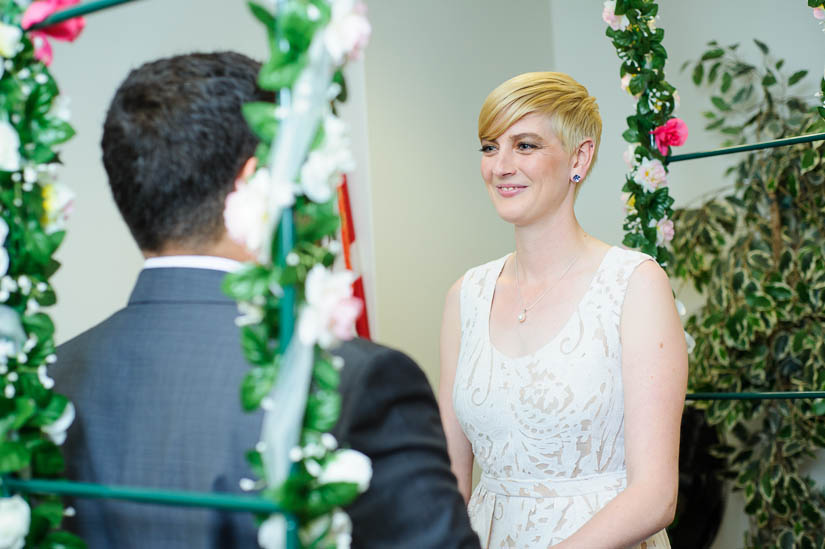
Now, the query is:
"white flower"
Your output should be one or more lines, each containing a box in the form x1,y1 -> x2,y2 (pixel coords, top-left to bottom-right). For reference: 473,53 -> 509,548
622,144 -> 638,169
41,182 -> 75,233
632,157 -> 667,193
319,449 -> 372,492
41,401 -> 74,445
684,330 -> 696,354
0,22 -> 22,59
649,216 -> 675,246
258,514 -> 286,549
324,0 -> 371,65
297,265 -> 362,349
234,301 -> 264,327
300,114 -> 355,203
224,168 -> 295,257
0,120 -> 21,173
620,192 -> 636,216
0,495 -> 30,549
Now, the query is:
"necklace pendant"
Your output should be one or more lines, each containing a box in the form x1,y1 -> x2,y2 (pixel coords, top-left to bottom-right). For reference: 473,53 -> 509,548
517,310 -> 526,323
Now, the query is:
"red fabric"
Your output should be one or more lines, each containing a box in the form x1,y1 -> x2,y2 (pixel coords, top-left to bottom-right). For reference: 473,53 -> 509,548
338,175 -> 371,339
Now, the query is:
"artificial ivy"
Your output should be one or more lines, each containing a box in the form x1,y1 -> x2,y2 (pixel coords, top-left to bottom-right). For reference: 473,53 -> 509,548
0,0 -> 84,547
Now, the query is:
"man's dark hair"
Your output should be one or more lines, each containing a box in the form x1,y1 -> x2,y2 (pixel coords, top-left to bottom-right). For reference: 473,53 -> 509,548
102,51 -> 272,252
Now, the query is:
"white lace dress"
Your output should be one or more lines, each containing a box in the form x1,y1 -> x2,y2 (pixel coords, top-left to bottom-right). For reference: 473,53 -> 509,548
453,246 -> 671,548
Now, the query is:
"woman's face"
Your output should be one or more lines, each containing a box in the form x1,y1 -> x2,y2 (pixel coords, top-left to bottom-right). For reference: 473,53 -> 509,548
479,112 -> 574,227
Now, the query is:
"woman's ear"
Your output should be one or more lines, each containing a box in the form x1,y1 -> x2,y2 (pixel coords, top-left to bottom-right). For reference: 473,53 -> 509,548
570,139 -> 595,182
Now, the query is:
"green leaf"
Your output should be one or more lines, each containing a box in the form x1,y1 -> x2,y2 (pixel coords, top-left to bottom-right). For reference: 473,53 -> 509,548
22,312 -> 55,342
240,365 -> 277,411
762,73 -> 777,87
711,96 -> 731,111
31,441 -> 65,476
692,63 -> 704,86
800,148 -> 816,171
247,1 -> 275,27
31,393 -> 69,427
0,441 -> 31,473
312,357 -> 340,391
720,72 -> 732,94
753,39 -> 769,55
745,293 -> 772,310
746,249 -> 772,272
765,283 -> 793,301
240,324 -> 275,366
246,449 -> 265,478
258,52 -> 308,91
705,118 -> 725,130
707,61 -> 721,84
38,530 -> 87,549
242,101 -> 280,144
0,397 -> 37,438
222,265 -> 272,301
788,70 -> 808,86
701,48 -> 724,61
304,390 -> 341,432
31,500 -> 64,529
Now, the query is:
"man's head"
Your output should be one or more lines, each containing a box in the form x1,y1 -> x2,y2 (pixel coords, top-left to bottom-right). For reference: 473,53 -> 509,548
102,51 -> 271,255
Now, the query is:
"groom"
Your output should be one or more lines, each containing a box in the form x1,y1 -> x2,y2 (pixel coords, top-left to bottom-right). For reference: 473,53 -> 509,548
54,52 -> 479,548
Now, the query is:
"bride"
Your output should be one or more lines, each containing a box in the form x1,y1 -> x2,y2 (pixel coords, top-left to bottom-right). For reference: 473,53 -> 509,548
438,71 -> 688,548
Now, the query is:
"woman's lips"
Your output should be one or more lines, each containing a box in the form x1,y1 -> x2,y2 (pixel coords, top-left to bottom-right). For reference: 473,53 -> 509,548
495,184 -> 527,198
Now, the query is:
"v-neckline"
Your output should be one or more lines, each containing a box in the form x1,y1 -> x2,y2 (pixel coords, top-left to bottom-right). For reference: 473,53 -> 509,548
487,246 -> 616,361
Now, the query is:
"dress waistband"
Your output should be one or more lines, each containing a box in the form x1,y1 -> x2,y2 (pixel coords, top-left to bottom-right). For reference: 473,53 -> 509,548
479,470 -> 627,498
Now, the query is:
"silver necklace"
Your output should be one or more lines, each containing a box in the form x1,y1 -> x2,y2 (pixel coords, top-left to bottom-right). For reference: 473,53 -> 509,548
514,252 -> 580,323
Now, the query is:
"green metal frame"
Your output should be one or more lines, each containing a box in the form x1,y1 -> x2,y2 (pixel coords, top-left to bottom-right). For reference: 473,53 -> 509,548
667,132 -> 825,163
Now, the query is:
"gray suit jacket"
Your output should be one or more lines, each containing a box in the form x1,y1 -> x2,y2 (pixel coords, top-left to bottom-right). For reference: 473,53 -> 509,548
56,267 -> 478,548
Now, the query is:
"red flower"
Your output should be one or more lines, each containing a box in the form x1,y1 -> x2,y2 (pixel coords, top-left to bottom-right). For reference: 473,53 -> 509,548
21,0 -> 85,66
650,118 -> 688,157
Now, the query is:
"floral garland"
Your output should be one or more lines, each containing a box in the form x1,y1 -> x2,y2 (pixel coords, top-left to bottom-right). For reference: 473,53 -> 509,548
0,0 -> 84,548
221,1 -> 372,548
602,0 -> 688,267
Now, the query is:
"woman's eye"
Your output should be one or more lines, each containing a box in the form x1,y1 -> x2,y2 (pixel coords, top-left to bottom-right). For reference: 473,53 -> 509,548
479,144 -> 497,153
517,142 -> 538,151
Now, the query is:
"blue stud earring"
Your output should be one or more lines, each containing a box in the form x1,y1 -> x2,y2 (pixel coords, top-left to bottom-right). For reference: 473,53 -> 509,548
572,175 -> 581,183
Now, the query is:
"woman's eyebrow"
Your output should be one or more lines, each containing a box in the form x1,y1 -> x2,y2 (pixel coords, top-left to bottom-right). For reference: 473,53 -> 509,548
509,132 -> 544,142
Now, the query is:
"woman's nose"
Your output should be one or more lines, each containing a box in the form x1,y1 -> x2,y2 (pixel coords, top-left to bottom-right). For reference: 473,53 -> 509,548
493,149 -> 516,177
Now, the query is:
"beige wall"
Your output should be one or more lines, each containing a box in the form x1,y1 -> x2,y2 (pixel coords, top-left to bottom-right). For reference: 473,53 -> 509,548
362,0 -> 555,384
49,0 -> 269,343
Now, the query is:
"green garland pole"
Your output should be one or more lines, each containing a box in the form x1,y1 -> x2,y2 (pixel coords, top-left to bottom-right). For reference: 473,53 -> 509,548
2,478 -> 284,514
27,0 -> 144,30
668,132 -> 825,163
686,391 -> 825,401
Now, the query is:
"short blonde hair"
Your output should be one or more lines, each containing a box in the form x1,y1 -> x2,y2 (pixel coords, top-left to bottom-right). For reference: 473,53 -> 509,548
478,72 -> 602,177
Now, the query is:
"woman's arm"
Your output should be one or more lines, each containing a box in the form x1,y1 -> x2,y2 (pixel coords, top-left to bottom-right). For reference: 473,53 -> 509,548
438,276 -> 475,503
553,260 -> 688,548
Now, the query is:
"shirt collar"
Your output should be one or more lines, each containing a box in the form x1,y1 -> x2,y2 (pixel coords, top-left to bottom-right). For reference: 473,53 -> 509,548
142,255 -> 244,273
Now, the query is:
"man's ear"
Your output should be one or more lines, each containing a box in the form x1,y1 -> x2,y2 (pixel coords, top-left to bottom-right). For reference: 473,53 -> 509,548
235,156 -> 258,186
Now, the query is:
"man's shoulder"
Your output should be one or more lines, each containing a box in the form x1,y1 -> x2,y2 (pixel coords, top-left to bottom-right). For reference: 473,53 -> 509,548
335,338 -> 428,392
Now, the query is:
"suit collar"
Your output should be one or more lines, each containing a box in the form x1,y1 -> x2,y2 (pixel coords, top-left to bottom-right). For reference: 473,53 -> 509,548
128,267 -> 237,305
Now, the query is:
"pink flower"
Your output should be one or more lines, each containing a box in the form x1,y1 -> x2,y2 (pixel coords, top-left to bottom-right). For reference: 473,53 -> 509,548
813,6 -> 825,20
632,157 -> 667,193
602,1 -> 628,31
650,217 -> 675,246
299,265 -> 363,349
650,118 -> 688,156
21,0 -> 86,65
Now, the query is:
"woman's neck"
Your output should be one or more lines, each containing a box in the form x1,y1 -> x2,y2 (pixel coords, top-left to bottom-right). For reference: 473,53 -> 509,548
512,209 -> 589,282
